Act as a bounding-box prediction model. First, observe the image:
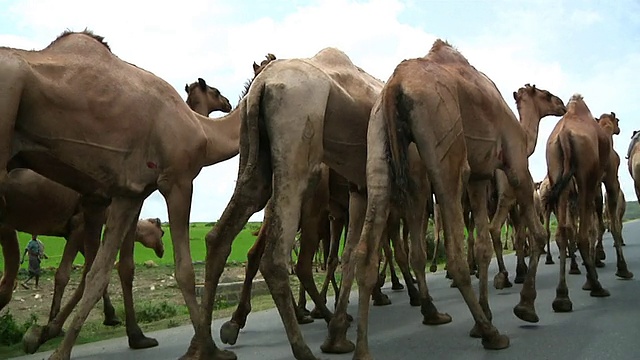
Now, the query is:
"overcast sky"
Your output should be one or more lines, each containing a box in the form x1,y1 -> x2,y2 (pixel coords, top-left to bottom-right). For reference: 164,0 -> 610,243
2,0 -> 639,223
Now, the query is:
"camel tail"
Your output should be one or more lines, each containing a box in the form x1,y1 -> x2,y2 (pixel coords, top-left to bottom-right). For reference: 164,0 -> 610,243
240,81 -> 267,178
383,83 -> 414,207
547,132 -> 576,212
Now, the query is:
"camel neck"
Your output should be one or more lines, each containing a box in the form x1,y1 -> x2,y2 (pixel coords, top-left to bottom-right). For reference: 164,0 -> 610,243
516,102 -> 543,157
197,108 -> 242,166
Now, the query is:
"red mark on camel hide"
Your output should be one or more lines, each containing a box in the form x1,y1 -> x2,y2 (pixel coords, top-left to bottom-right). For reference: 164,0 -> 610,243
147,161 -> 158,169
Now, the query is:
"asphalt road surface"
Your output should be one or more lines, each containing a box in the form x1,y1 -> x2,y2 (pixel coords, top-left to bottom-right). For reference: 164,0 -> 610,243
13,220 -> 640,360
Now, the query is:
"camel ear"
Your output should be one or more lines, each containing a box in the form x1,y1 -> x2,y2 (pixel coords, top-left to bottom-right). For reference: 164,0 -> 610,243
611,111 -> 616,118
633,130 -> 639,137
253,62 -> 260,73
513,91 -> 518,101
197,78 -> 207,90
267,53 -> 276,60
184,84 -> 189,94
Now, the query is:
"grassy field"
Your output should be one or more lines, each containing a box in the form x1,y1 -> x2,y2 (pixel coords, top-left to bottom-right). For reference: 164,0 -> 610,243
1,222 -> 263,271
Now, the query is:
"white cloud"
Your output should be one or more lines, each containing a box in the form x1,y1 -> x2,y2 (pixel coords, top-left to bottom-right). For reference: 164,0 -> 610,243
3,0 -> 639,224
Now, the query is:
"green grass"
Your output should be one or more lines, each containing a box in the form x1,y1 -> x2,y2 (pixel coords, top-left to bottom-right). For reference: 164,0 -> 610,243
0,222 -> 263,270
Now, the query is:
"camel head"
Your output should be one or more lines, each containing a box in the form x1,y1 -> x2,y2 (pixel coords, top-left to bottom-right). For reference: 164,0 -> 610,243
184,78 -> 232,116
596,112 -> 620,135
136,217 -> 165,258
513,84 -> 566,117
253,53 -> 276,77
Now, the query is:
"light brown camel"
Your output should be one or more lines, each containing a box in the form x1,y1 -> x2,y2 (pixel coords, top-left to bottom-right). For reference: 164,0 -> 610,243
185,68 -> 359,346
545,100 -> 633,313
192,47 -> 453,360
629,130 -> 640,203
0,30 -> 244,360
368,40 -> 568,356
0,168 -> 164,353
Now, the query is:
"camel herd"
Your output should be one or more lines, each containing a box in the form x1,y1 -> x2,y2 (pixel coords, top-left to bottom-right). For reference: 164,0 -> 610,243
0,30 -> 638,360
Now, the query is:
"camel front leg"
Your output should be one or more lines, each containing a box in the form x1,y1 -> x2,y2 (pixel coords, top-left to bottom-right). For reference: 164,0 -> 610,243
321,190 -> 365,355
50,197 -> 142,360
552,189 -> 573,312
0,227 -> 19,311
544,209 -> 555,264
430,203 -> 442,273
602,176 -> 633,279
487,182 -> 514,289
49,229 -> 83,323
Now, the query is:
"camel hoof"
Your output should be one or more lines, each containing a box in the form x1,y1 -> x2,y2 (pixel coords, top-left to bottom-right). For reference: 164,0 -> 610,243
391,282 -> 405,291
429,264 -> 438,273
552,297 -> 573,312
482,334 -> 510,350
469,323 -> 482,338
493,272 -> 512,290
297,314 -> 315,324
409,295 -> 421,307
422,312 -> 452,325
310,307 -> 324,319
450,280 -> 458,288
582,280 -> 592,291
513,304 -> 539,323
616,270 -> 634,279
320,338 -> 355,354
220,321 -> 241,345
372,293 -> 392,306
22,324 -> 45,354
129,335 -> 159,349
513,275 -> 525,284
595,260 -> 605,268
590,288 -> 611,297
346,313 -> 354,322
568,267 -> 581,275
298,306 -> 311,317
597,249 -> 606,260
545,256 -> 555,265
103,317 -> 122,327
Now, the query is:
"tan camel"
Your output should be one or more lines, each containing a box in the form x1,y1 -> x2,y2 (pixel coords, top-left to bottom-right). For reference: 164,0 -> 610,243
367,40 -> 569,357
191,47 -> 454,360
185,64 -> 359,346
0,168 -> 164,353
0,30 -> 244,360
539,175 -> 579,268
546,100 -> 633,313
629,130 -> 640,203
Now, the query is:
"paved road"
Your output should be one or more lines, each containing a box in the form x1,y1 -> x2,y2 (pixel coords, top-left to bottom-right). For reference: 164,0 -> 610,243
13,221 -> 640,360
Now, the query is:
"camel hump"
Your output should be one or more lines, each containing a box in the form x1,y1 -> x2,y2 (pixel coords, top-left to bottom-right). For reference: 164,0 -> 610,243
425,39 -> 471,66
43,29 -> 112,54
311,47 -> 355,68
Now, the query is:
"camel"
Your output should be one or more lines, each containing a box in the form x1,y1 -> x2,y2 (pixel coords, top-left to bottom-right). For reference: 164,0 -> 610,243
0,168 -> 164,353
366,40 -> 569,356
539,175 -> 579,268
546,100 -> 633,313
190,46 -> 456,360
0,30 -> 245,360
628,130 -> 640,206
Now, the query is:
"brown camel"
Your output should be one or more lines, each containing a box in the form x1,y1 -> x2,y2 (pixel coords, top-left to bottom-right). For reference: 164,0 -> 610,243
0,30 -> 244,360
629,130 -> 640,203
546,99 -> 633,313
368,40 -> 568,356
482,84 -> 567,289
192,47 -> 455,360
0,168 -> 164,353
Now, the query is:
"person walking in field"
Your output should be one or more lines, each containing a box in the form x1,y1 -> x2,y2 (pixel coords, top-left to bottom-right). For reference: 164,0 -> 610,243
21,234 -> 48,289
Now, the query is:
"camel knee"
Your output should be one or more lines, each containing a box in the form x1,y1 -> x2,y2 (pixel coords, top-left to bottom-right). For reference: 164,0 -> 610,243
205,231 -> 233,256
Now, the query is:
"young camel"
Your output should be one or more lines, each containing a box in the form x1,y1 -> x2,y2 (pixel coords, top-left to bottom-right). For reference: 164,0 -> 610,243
0,168 -> 166,353
0,30 -> 248,360
371,40 -> 569,355
190,47 -> 453,360
546,100 -> 633,313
